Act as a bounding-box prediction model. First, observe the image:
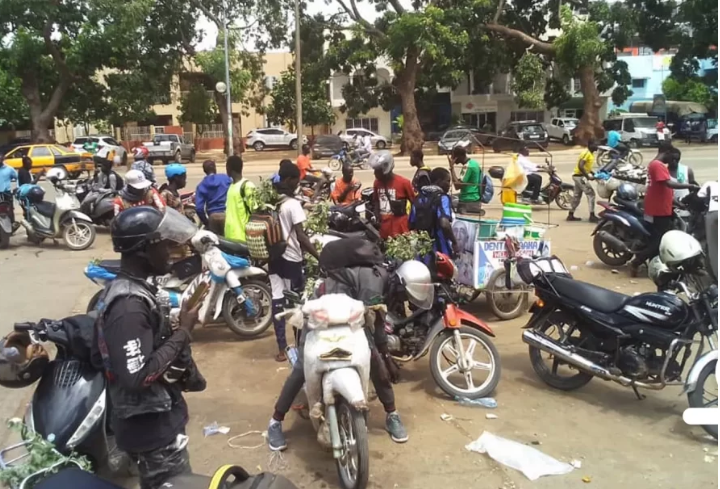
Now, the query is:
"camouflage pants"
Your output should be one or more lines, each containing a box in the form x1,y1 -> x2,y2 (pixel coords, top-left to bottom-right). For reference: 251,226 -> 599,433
131,435 -> 192,489
571,175 -> 596,213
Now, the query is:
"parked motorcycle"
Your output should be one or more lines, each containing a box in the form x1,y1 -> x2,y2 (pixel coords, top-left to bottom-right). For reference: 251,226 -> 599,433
0,192 -> 13,249
328,148 -> 369,171
313,201 -> 381,248
597,145 -> 644,167
488,160 -> 574,210
518,253 -> 718,438
15,182 -> 96,250
70,178 -> 116,227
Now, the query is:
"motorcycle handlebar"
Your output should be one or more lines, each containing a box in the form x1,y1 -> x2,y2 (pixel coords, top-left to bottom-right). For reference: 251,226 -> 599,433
13,322 -> 35,332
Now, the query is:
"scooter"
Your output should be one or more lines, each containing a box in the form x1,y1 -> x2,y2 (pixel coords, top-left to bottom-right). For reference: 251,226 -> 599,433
16,181 -> 96,251
0,192 -> 13,249
279,293 -> 372,489
74,178 -> 116,227
487,161 -> 574,210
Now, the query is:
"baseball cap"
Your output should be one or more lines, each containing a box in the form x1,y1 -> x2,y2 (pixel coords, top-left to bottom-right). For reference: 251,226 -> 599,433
125,169 -> 153,189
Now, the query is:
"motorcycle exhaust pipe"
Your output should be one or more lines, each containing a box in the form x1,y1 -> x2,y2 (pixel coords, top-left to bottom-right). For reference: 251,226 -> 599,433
596,230 -> 630,253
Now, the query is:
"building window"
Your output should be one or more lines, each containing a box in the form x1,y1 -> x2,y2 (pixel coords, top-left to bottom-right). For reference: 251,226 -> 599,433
511,111 -> 545,123
631,78 -> 646,88
346,118 -> 379,133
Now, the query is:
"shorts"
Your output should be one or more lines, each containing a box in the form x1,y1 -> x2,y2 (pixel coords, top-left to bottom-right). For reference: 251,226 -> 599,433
268,257 -> 305,300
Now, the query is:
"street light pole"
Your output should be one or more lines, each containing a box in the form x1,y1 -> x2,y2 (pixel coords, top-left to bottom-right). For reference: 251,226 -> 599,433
223,17 -> 233,156
294,0 -> 303,156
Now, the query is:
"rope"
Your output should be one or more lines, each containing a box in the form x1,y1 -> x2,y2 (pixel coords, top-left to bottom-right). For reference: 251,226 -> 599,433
227,430 -> 266,450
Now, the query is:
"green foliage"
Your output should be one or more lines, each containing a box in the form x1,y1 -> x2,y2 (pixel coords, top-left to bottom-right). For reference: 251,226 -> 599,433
385,231 -> 433,262
179,84 -> 218,128
305,200 -> 331,236
254,178 -> 279,209
0,419 -> 92,489
553,7 -> 607,76
266,69 -> 335,130
0,69 -> 27,127
662,77 -> 716,108
511,53 -> 546,109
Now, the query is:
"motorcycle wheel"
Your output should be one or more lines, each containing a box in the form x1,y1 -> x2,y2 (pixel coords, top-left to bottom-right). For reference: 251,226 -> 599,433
0,228 -> 9,250
528,315 -> 594,391
485,268 -> 527,320
222,279 -> 273,338
598,151 -> 613,166
62,220 -> 96,251
629,152 -> 643,166
554,188 -> 574,211
687,359 -> 718,439
87,289 -> 103,313
335,398 -> 369,489
329,158 -> 342,171
429,326 -> 501,399
592,222 -> 632,266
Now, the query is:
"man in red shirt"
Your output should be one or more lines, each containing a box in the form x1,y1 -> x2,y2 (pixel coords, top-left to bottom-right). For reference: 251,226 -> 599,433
630,147 -> 697,275
369,151 -> 415,239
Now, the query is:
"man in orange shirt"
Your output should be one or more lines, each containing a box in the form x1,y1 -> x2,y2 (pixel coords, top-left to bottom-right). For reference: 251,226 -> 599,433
296,144 -> 313,180
331,164 -> 361,205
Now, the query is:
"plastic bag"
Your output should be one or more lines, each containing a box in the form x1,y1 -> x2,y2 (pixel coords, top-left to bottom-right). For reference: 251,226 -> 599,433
465,431 -> 574,481
503,155 -> 528,193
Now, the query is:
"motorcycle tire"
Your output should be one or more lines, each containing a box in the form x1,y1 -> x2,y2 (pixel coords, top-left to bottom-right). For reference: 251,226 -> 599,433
87,289 -> 103,313
592,222 -> 632,266
528,317 -> 594,391
485,268 -> 527,320
335,398 -> 369,489
329,158 -> 342,171
629,152 -> 643,166
0,228 -> 9,250
222,279 -> 273,338
554,189 -> 574,211
63,220 -> 96,251
429,326 -> 501,399
686,359 -> 718,439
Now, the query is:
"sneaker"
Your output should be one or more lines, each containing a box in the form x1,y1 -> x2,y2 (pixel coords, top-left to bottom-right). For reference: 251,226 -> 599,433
566,214 -> 582,222
385,412 -> 408,443
588,214 -> 600,223
267,422 -> 287,451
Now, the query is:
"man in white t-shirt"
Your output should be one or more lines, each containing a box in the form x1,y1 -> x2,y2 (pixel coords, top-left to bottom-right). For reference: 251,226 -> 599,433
268,163 -> 320,362
517,145 -> 542,202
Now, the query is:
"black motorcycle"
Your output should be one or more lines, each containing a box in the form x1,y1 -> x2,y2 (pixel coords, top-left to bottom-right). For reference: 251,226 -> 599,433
74,179 -> 116,227
518,255 -> 718,438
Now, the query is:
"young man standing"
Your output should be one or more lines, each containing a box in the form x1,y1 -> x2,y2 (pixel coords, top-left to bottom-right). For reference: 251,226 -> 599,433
410,167 -> 460,260
410,149 -> 431,192
567,140 -> 599,222
369,151 -> 415,239
449,146 -> 482,215
195,160 -> 232,235
269,163 -> 320,362
224,156 -> 256,242
331,163 -> 361,205
18,156 -> 43,186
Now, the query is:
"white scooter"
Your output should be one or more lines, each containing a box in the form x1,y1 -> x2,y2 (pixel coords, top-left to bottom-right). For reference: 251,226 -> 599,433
281,294 -> 371,489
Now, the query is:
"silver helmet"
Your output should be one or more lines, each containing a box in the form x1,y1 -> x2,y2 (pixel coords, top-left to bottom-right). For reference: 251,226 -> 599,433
367,150 -> 394,175
395,260 -> 434,310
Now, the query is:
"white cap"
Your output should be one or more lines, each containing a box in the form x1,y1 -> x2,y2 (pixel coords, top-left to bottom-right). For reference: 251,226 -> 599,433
125,169 -> 152,189
113,155 -> 122,165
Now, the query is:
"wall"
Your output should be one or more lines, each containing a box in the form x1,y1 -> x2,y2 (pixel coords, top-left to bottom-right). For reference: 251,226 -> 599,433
610,54 -> 674,111
331,107 -> 392,139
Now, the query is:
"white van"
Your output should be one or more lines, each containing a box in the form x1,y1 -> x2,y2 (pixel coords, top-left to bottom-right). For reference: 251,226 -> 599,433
602,115 -> 660,148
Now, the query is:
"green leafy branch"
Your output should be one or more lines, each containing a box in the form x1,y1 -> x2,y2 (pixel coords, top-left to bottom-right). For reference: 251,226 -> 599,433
385,231 -> 433,262
305,200 -> 331,236
254,178 -> 279,209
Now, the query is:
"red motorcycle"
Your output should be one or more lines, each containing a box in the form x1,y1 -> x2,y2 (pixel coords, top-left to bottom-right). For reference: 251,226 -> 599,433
384,253 -> 501,399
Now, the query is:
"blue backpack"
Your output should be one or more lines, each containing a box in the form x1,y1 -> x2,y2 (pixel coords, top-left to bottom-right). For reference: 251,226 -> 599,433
481,174 -> 494,204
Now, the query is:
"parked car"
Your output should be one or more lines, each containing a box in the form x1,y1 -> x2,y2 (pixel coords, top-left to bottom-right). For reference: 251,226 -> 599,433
437,128 -> 488,155
142,134 -> 196,164
311,134 -> 345,159
72,135 -> 128,165
246,128 -> 307,151
706,119 -> 718,143
492,121 -> 549,152
546,117 -> 578,145
602,115 -> 660,148
0,137 -> 32,157
337,128 -> 390,149
3,144 -> 93,179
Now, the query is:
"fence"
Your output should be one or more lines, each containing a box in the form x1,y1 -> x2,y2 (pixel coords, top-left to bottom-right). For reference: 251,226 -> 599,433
122,126 -> 151,142
196,124 -> 224,139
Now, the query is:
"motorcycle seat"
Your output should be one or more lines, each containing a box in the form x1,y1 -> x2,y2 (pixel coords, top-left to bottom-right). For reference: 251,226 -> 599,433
35,201 -> 56,218
98,259 -> 122,273
548,274 -> 629,313
327,229 -> 368,240
615,197 -> 643,215
217,237 -> 250,257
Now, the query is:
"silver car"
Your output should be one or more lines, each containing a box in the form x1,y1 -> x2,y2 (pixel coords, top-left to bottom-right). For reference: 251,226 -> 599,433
246,128 -> 307,151
337,128 -> 389,149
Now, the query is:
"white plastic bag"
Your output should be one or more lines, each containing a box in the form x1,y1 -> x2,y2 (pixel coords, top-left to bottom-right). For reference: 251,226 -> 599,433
465,431 -> 574,481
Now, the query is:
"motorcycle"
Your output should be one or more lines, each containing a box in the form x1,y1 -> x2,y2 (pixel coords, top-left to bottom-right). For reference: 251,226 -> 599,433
681,184 -> 718,281
313,200 -> 381,248
518,254 -> 718,438
181,192 -> 200,226
297,168 -> 334,205
0,192 -> 13,249
279,293 -> 372,489
487,160 -> 574,210
68,178 -> 116,227
597,145 -> 643,167
328,148 -> 368,171
16,181 -> 96,251
0,316 -> 132,477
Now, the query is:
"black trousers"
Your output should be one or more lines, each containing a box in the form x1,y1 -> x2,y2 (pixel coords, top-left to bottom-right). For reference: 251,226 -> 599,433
130,437 -> 192,489
631,215 -> 674,267
526,173 -> 542,200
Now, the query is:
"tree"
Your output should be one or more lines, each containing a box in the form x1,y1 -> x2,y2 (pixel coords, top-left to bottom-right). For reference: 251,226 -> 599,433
266,69 -> 335,134
0,0 -> 198,142
0,69 -> 28,128
179,83 -> 218,135
662,77 -> 717,108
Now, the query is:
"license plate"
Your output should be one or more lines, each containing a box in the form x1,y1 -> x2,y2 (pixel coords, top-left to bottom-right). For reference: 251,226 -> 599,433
529,135 -> 540,139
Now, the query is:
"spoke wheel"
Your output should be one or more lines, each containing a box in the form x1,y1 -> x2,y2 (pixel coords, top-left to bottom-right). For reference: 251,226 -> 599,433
592,222 -> 632,266
335,400 -> 369,489
687,359 -> 718,439
63,219 -> 96,251
485,268 -> 527,320
555,189 -> 574,211
222,279 -> 273,338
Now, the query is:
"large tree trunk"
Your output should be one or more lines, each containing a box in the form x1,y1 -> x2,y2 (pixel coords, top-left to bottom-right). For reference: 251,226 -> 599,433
21,75 -> 59,143
396,53 -> 423,155
232,114 -> 243,155
575,65 -> 605,144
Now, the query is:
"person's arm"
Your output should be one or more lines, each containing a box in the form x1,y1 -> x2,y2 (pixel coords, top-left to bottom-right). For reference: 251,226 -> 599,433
449,160 -> 471,189
578,154 -> 593,179
295,223 -> 320,260
452,162 -> 478,189
666,179 -> 698,191
688,167 -> 698,186
195,183 -> 208,224
439,197 -> 459,256
330,180 -> 342,203
103,297 -> 192,392
150,187 -> 166,210
288,200 -> 319,259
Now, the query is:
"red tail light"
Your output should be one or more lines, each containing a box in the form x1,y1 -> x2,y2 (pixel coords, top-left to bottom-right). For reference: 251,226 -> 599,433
435,252 -> 457,280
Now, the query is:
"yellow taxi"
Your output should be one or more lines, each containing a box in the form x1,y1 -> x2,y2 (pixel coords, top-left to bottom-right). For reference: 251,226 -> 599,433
3,144 -> 94,179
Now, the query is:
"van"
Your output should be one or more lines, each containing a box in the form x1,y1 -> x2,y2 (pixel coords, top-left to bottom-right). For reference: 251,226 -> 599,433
602,115 -> 660,148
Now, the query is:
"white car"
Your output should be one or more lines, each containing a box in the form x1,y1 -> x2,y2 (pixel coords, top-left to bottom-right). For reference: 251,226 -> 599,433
72,135 -> 128,165
546,118 -> 578,145
337,128 -> 389,149
246,128 -> 307,151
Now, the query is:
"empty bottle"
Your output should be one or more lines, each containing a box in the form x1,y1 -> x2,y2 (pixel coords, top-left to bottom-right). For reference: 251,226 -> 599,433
455,396 -> 497,409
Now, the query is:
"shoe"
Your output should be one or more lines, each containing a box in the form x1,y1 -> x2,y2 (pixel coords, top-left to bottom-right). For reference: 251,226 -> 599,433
629,263 -> 640,278
566,214 -> 581,222
267,422 -> 287,451
275,351 -> 287,363
385,412 -> 408,443
588,214 -> 600,223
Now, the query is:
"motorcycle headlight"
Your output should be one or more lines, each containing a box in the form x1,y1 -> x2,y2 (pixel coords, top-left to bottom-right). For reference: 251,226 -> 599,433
66,390 -> 106,449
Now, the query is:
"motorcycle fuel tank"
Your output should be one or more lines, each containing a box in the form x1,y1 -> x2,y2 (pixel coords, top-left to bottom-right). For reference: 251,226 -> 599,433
619,291 -> 689,328
31,360 -> 105,451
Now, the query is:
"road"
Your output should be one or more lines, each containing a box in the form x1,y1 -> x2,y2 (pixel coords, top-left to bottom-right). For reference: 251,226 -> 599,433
0,144 -> 716,487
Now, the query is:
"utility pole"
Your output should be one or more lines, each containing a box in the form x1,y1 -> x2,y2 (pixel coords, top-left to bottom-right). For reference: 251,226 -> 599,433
294,0 -> 303,156
223,16 -> 233,156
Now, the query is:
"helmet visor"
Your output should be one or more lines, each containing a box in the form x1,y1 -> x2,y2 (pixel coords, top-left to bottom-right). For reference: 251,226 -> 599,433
154,207 -> 197,245
406,281 -> 434,310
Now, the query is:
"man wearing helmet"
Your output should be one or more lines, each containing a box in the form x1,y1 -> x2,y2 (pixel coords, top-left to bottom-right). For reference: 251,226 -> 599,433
114,170 -> 165,216
369,151 -> 415,239
159,164 -> 188,213
92,206 -> 205,489
131,146 -> 156,183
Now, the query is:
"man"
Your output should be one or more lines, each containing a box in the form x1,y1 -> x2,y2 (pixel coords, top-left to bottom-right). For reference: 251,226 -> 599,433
93,144 -> 116,169
0,155 -> 18,229
131,147 -> 155,183
370,151 -> 415,239
410,167 -> 460,262
667,147 -> 697,202
18,156 -> 43,186
269,163 -> 320,362
224,156 -> 256,242
410,149 -> 431,192
656,121 -> 671,142
448,146 -> 482,215
606,128 -> 629,162
330,163 -> 361,205
567,140 -> 599,223
630,149 -> 698,276
267,238 -> 409,452
517,146 -> 542,203
271,159 -> 293,185
296,144 -> 314,180
92,158 -> 122,192
114,170 -> 165,215
159,164 -> 187,213
195,160 -> 232,235
92,206 -> 204,489
482,121 -> 494,134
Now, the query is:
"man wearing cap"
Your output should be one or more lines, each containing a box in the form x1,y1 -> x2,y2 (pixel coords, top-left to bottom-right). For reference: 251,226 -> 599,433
113,170 -> 165,216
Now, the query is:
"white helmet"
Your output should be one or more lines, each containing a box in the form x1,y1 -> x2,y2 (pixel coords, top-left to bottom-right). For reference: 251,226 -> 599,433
647,256 -> 674,288
367,151 -> 394,175
45,167 -> 67,182
395,260 -> 434,310
659,230 -> 703,267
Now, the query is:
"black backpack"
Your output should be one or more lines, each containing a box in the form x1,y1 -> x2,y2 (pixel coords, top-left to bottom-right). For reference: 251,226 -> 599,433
410,189 -> 443,232
319,238 -> 384,271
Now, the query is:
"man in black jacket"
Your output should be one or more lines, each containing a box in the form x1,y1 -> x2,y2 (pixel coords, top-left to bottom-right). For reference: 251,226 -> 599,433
92,206 -> 204,489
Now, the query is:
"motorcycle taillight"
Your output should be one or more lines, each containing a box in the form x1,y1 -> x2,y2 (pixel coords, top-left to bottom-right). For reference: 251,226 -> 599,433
0,202 -> 11,213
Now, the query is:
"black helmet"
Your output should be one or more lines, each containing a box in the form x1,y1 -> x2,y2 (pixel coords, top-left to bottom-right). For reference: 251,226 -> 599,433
0,332 -> 49,389
112,206 -> 197,254
27,185 -> 46,204
616,183 -> 638,201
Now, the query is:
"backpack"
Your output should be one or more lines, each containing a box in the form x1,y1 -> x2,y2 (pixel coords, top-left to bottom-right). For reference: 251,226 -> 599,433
481,173 -> 494,204
111,171 -> 124,191
410,190 -> 443,232
319,238 -> 384,271
245,193 -> 288,262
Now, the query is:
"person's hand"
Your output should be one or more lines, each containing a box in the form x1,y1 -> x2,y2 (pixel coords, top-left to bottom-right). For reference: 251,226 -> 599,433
588,173 -> 595,181
179,299 -> 201,335
689,184 -> 701,192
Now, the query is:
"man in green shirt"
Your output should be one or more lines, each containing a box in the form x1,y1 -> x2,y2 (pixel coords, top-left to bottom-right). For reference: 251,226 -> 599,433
224,155 -> 256,241
449,146 -> 483,215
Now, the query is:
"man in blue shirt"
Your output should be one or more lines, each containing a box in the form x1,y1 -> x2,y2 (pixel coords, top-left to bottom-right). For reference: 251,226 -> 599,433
606,129 -> 629,161
0,155 -> 19,230
195,159 -> 232,235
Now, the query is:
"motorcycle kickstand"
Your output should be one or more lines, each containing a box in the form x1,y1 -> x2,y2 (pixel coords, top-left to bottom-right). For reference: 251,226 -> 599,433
631,385 -> 646,400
